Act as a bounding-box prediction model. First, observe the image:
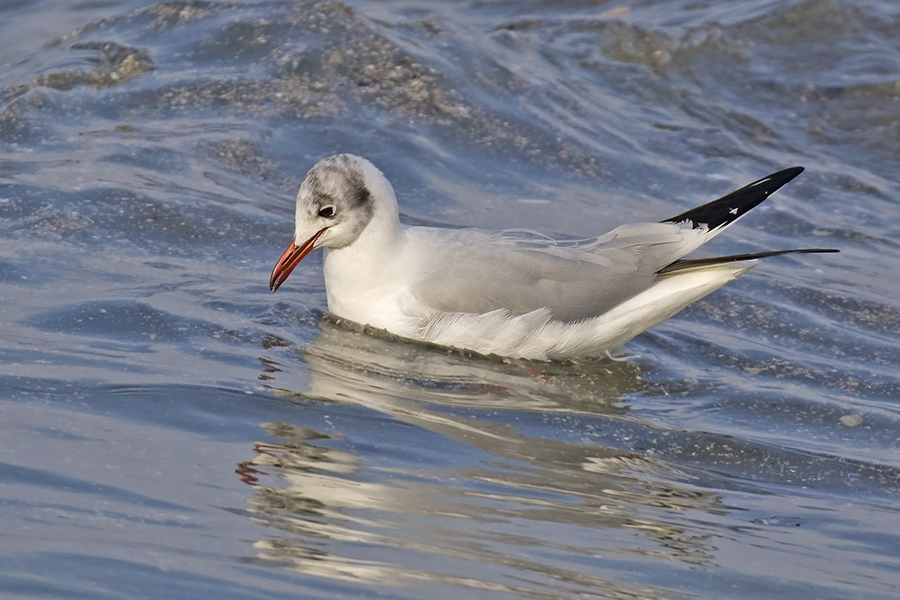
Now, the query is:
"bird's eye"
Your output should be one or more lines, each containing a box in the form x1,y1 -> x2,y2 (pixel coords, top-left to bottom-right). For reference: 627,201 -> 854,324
318,206 -> 335,219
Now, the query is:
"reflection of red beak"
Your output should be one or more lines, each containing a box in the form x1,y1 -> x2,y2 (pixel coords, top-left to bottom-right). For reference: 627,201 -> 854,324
269,228 -> 328,292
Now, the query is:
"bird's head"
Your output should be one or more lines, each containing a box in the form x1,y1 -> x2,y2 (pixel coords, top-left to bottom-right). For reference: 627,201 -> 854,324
269,154 -> 398,291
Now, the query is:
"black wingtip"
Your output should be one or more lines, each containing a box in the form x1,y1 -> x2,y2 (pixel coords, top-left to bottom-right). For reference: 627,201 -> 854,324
657,247 -> 838,275
663,166 -> 805,230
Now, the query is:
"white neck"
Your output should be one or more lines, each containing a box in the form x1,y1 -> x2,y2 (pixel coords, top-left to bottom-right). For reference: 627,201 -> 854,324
321,169 -> 408,325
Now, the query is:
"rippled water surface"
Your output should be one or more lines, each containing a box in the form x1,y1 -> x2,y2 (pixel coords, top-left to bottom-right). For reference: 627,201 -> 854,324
2,0 -> 900,598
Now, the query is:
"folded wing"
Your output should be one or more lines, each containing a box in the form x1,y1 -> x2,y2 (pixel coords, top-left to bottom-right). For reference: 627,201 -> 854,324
410,167 -> 836,322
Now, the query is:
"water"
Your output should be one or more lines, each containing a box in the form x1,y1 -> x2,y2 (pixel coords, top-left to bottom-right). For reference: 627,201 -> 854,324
1,0 -> 899,598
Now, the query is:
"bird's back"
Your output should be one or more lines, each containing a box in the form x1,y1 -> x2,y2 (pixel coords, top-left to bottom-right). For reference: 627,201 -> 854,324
407,221 -> 700,322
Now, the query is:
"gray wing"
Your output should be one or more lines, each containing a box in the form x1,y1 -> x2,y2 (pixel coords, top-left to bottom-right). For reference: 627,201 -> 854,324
407,166 -> 827,322
409,223 -> 697,322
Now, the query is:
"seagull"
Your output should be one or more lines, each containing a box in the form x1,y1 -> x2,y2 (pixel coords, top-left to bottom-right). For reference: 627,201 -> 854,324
270,155 -> 837,360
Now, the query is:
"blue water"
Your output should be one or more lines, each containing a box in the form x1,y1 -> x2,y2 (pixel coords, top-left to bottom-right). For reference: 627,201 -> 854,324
2,0 -> 900,598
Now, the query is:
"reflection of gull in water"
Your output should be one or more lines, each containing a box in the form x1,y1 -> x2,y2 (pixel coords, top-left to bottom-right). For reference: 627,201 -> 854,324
239,322 -> 722,595
270,155 -> 836,359
298,316 -> 646,413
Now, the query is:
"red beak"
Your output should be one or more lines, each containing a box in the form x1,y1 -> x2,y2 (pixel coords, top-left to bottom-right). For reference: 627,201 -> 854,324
269,228 -> 328,292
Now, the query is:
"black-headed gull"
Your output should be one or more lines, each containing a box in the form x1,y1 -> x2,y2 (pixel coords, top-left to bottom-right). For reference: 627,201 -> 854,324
270,155 -> 836,360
